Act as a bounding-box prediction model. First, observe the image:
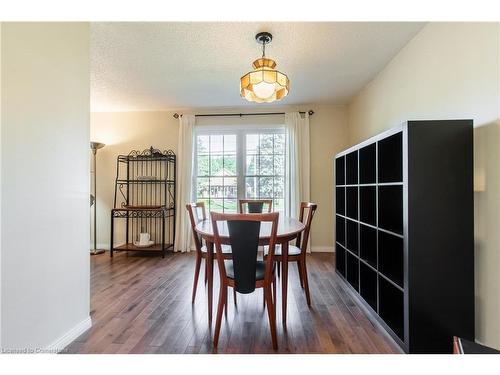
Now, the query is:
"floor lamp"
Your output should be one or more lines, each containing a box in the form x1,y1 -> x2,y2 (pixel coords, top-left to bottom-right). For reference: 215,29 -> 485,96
91,141 -> 106,255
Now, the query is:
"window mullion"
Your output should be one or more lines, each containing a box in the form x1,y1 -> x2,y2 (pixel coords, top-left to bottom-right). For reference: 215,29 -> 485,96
237,130 -> 246,208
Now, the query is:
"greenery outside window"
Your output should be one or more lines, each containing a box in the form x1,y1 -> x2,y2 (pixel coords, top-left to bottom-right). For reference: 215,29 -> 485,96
194,127 -> 286,213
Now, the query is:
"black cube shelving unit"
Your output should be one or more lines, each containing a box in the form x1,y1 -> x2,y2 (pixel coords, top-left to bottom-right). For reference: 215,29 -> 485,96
334,120 -> 474,353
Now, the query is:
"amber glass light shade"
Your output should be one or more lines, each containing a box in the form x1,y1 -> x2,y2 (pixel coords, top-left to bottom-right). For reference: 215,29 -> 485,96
240,58 -> 289,103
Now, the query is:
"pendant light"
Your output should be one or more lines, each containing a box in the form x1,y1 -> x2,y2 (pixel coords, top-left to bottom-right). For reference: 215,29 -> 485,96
240,32 -> 289,103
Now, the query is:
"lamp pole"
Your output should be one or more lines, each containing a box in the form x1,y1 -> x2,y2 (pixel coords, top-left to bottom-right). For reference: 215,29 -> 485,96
90,141 -> 105,255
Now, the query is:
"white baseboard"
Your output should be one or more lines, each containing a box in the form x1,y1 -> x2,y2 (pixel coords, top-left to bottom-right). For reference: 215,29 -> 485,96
45,316 -> 92,353
93,243 -> 110,250
311,246 -> 334,253
95,244 -> 189,252
100,244 -> 334,253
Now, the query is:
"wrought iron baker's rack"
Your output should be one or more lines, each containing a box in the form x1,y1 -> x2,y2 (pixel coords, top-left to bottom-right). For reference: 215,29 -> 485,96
110,147 -> 176,257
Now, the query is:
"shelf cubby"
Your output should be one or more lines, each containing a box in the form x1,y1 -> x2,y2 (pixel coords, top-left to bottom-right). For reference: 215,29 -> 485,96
346,219 -> 359,255
359,186 -> 376,225
346,150 -> 358,185
359,143 -> 376,184
360,262 -> 378,311
378,132 -> 403,183
359,224 -> 377,268
378,230 -> 404,288
336,243 -> 346,277
336,156 -> 345,185
346,186 -> 358,220
336,215 -> 345,246
336,187 -> 345,215
378,185 -> 403,235
379,276 -> 404,340
346,251 -> 359,291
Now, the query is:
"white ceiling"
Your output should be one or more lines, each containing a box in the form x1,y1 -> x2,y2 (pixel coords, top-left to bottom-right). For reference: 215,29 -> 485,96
91,22 -> 425,112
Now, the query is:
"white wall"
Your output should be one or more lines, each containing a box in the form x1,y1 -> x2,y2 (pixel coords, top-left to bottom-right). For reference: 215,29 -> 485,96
1,23 -> 90,351
91,104 -> 349,252
349,22 -> 499,143
348,22 -> 500,349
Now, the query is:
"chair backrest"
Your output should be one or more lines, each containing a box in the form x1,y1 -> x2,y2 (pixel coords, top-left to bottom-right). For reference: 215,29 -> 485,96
239,199 -> 273,214
295,202 -> 318,254
211,211 -> 279,294
185,202 -> 207,253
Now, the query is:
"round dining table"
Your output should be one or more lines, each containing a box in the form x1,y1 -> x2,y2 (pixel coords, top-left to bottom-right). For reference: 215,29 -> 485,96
195,216 -> 305,325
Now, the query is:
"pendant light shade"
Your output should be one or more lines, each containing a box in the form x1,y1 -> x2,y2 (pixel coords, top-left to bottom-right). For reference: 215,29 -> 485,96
240,33 -> 289,103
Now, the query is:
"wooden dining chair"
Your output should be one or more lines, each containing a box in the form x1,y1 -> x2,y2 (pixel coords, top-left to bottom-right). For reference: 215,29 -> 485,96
186,202 -> 232,304
211,211 -> 279,350
264,202 -> 317,306
238,199 -> 273,213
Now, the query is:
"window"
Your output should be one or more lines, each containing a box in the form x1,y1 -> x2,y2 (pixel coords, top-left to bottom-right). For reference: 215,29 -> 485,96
244,132 -> 285,211
196,134 -> 238,212
194,128 -> 286,213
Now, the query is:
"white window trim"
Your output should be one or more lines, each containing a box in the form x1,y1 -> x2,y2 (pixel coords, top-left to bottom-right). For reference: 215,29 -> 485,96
193,125 -> 286,211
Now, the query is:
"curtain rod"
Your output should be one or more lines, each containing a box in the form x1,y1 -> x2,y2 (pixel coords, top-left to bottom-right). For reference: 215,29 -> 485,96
172,110 -> 314,119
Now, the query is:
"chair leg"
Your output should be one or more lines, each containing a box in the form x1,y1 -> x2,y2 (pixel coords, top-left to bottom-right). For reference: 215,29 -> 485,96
264,285 -> 278,350
207,255 -> 214,322
204,260 -> 208,285
213,285 -> 227,348
297,260 -> 304,288
272,276 -> 277,306
277,260 -> 281,277
224,291 -> 228,316
233,288 -> 237,306
191,254 -> 202,303
281,256 -> 289,326
300,257 -> 311,306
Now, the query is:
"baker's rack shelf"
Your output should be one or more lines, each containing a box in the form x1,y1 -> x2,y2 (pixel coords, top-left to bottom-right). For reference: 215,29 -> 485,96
110,147 -> 176,258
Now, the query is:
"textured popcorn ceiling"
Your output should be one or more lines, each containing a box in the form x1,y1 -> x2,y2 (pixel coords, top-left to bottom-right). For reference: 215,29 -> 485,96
91,22 -> 425,111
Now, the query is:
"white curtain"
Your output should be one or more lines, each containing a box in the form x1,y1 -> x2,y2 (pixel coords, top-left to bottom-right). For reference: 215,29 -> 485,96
174,114 -> 195,252
285,112 -> 311,218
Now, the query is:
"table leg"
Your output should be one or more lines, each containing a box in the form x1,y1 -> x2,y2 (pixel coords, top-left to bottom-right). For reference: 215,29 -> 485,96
206,241 -> 214,324
281,241 -> 289,327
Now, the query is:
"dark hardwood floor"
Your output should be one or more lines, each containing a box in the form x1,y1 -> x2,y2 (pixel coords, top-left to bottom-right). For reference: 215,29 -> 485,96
64,251 -> 401,354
